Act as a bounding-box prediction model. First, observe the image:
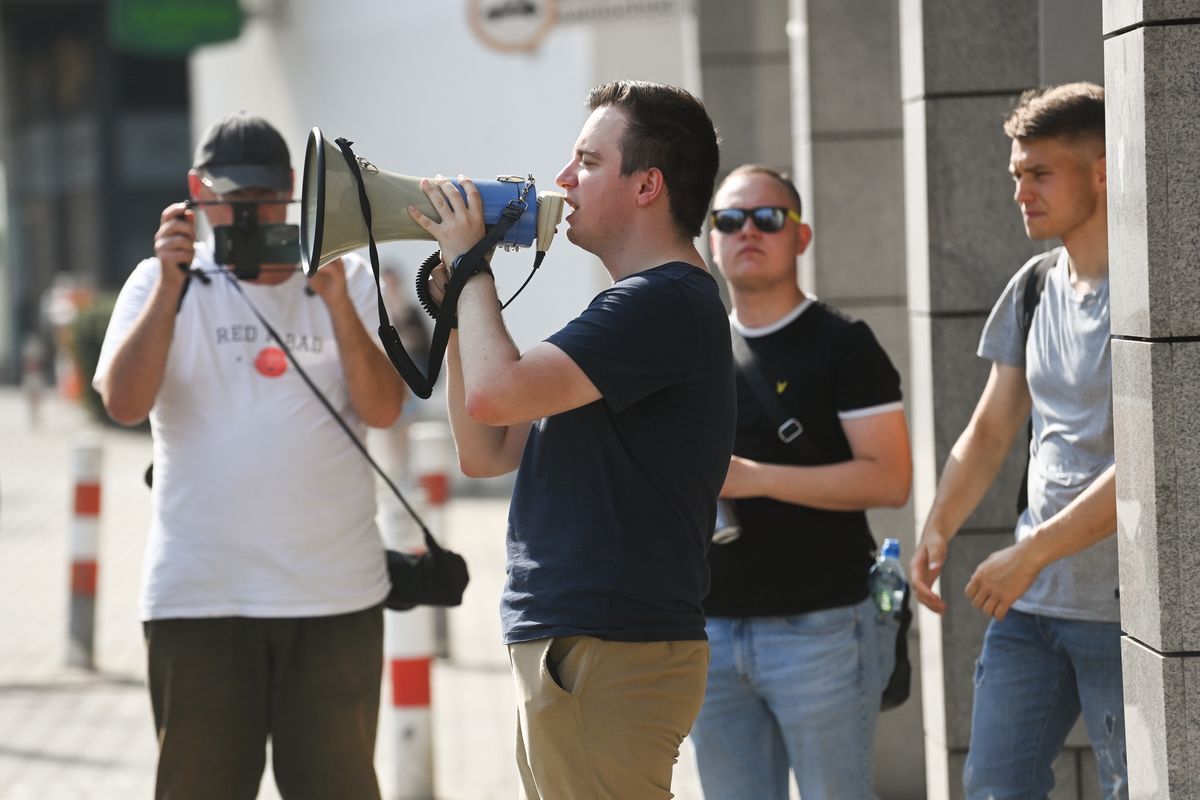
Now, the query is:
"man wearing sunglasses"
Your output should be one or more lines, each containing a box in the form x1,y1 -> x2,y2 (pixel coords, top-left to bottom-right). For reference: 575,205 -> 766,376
689,164 -> 913,799
910,84 -> 1125,799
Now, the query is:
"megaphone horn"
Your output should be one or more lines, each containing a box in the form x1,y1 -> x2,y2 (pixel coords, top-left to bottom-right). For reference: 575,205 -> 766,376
300,128 -> 564,277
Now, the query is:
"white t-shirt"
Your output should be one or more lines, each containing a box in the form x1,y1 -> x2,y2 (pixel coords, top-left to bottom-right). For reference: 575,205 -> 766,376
94,245 -> 391,620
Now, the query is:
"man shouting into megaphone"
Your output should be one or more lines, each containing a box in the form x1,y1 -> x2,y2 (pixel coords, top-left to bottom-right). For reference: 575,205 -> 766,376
409,80 -> 737,800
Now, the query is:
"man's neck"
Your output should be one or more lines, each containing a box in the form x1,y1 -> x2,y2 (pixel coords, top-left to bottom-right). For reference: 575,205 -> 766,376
730,284 -> 807,329
601,230 -> 706,282
1060,206 -> 1109,285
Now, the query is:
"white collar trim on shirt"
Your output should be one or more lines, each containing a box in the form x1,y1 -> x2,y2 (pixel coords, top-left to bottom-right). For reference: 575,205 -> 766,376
730,296 -> 816,338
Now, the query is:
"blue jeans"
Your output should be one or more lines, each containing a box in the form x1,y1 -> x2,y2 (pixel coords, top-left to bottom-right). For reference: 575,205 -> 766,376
690,597 -> 896,800
964,610 -> 1127,800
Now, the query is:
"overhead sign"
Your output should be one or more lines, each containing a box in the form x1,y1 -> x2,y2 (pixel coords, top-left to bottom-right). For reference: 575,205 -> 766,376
468,0 -> 557,52
556,0 -> 682,24
108,0 -> 243,56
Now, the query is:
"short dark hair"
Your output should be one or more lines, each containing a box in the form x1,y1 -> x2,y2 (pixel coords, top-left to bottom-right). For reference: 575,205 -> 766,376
1003,82 -> 1105,146
720,165 -> 803,218
586,80 -> 720,239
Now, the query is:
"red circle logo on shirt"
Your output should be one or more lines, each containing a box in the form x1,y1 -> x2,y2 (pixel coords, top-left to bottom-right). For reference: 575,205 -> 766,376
254,347 -> 288,378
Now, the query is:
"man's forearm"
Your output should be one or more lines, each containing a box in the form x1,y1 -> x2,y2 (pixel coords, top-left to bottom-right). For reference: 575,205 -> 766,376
923,424 -> 1014,540
455,273 -> 522,414
445,328 -> 527,478
100,276 -> 186,425
743,458 -> 909,511
323,294 -> 406,427
1023,463 -> 1117,568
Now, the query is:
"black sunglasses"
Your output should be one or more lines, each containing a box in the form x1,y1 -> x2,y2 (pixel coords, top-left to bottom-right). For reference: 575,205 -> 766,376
710,206 -> 802,234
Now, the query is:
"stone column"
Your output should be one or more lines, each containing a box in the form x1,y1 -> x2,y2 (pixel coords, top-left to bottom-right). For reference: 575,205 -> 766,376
788,1 -> 920,796
1104,3 -> 1200,797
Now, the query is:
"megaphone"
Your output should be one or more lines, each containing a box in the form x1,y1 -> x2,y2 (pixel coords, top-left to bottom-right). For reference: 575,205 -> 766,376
300,128 -> 565,276
298,128 -> 566,400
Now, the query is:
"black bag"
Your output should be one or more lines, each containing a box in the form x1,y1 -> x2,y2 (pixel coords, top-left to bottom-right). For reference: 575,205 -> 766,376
731,326 -> 912,711
880,586 -> 913,711
385,538 -> 470,611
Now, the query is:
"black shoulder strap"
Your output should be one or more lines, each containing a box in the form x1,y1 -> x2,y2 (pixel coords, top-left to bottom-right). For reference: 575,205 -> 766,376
1015,248 -> 1057,515
1018,249 -> 1058,343
175,265 -> 211,312
729,325 -> 826,464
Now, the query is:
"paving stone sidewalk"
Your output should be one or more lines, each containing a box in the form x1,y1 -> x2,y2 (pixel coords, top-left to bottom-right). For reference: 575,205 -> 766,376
0,390 -> 289,799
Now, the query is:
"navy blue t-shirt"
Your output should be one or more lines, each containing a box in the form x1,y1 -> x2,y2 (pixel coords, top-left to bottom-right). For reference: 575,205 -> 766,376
500,262 -> 736,644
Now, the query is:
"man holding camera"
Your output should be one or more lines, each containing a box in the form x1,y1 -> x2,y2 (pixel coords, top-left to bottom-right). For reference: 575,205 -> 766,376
410,81 -> 735,799
93,112 -> 406,800
688,165 -> 912,799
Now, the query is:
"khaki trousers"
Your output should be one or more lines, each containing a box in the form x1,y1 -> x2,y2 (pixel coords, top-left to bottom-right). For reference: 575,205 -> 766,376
508,635 -> 709,800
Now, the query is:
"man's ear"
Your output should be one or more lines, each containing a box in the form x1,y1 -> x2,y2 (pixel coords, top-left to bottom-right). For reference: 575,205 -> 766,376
1094,154 -> 1107,191
634,167 -> 666,208
796,222 -> 814,257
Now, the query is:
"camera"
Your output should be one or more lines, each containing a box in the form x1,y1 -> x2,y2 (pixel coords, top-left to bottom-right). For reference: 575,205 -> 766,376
212,201 -> 300,280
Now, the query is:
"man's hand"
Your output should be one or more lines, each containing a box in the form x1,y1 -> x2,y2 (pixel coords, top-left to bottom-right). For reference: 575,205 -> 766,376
407,175 -> 486,269
910,529 -> 949,615
426,261 -> 451,309
963,537 -> 1043,621
155,201 -> 195,288
308,257 -> 349,306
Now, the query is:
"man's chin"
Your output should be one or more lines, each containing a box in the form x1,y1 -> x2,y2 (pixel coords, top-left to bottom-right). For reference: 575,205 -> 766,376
1024,223 -> 1055,241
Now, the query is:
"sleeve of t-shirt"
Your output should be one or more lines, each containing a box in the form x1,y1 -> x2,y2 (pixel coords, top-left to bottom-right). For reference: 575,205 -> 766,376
545,272 -> 699,413
341,253 -> 382,338
830,320 -> 903,419
977,252 -> 1048,368
91,258 -> 162,390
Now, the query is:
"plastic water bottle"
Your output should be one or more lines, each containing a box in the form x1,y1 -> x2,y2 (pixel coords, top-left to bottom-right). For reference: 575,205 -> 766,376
869,538 -> 906,617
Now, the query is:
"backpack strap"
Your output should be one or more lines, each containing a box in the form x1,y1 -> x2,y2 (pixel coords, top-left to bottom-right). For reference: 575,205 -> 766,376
1018,248 -> 1058,343
1015,248 -> 1059,515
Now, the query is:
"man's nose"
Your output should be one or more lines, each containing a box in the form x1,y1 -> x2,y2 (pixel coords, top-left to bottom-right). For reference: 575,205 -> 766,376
1014,178 -> 1034,205
555,163 -> 576,190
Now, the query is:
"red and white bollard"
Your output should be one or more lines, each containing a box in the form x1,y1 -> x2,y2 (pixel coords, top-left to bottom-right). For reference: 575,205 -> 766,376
385,421 -> 454,800
68,437 -> 102,669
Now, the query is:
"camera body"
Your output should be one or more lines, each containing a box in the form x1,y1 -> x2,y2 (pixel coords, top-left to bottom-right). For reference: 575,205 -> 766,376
212,201 -> 300,280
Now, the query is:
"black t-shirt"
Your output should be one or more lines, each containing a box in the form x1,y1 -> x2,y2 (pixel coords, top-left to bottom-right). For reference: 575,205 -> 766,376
501,262 -> 737,644
703,300 -> 902,617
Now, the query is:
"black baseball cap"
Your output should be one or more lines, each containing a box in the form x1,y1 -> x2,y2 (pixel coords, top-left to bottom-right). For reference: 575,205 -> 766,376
192,112 -> 292,194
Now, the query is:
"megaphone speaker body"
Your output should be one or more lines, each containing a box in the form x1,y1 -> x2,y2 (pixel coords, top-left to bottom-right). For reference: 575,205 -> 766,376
301,129 -> 541,276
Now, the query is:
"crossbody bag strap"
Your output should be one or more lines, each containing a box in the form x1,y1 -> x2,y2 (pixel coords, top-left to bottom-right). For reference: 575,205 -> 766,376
729,324 -> 826,464
223,272 -> 447,556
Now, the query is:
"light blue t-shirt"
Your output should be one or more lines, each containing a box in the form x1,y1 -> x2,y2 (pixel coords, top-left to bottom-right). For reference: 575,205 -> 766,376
978,248 -> 1119,623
